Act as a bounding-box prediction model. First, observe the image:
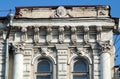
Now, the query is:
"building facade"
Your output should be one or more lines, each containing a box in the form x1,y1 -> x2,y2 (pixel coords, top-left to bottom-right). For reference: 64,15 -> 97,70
114,66 -> 120,79
0,6 -> 118,79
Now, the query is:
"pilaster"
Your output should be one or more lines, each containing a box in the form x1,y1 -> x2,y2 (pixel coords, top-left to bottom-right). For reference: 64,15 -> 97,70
55,44 -> 69,79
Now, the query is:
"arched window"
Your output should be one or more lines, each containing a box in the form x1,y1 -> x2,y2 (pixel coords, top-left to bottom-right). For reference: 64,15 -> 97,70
73,59 -> 89,79
36,59 -> 52,79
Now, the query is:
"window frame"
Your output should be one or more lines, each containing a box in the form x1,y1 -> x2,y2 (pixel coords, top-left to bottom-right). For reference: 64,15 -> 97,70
71,58 -> 90,79
34,58 -> 53,79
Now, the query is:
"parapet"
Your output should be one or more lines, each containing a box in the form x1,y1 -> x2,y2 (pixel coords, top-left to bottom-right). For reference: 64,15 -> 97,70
15,5 -> 110,18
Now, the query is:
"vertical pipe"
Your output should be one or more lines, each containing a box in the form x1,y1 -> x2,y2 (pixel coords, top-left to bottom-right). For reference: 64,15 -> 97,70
5,39 -> 9,79
4,13 -> 14,79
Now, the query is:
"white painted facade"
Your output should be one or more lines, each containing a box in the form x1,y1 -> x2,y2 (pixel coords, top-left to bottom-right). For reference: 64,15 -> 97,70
0,6 -> 117,79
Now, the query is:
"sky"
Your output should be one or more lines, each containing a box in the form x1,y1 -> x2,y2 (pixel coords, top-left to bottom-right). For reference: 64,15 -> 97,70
0,0 -> 120,65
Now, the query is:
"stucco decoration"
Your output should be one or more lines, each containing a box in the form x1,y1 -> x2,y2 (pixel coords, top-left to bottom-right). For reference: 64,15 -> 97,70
53,6 -> 69,18
68,52 -> 92,65
59,27 -> 64,43
68,47 -> 92,64
98,41 -> 111,54
34,27 -> 39,43
71,26 -> 77,44
21,27 -> 27,42
12,43 -> 25,54
31,53 -> 56,65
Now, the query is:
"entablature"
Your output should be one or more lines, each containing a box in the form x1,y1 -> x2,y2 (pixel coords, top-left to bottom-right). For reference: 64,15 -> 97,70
12,18 -> 115,28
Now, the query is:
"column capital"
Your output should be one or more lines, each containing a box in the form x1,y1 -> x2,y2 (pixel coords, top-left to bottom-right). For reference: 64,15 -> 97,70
97,41 -> 111,54
12,43 -> 25,55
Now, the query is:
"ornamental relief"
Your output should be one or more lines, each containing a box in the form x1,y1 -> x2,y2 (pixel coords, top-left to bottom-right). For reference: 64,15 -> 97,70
12,43 -> 25,54
52,6 -> 70,18
33,47 -> 56,58
97,41 -> 111,54
70,47 -> 90,57
9,26 -> 102,44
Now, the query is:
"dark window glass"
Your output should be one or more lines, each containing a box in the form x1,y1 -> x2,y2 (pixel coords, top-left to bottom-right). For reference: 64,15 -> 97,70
37,60 -> 50,72
73,59 -> 88,79
36,59 -> 52,79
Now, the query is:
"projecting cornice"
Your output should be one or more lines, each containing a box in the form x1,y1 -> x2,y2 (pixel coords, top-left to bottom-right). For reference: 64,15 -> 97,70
12,18 -> 115,28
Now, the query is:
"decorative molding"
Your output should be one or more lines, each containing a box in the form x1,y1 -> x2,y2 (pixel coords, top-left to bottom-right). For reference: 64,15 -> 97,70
84,26 -> 89,43
21,27 -> 27,42
40,47 -> 49,56
77,48 -> 85,56
97,41 -> 111,54
97,26 -> 102,33
12,43 -> 25,54
55,44 -> 69,50
97,26 -> 102,41
71,26 -> 77,44
53,6 -> 69,18
46,27 -> 52,44
68,53 -> 92,65
34,27 -> 39,43
31,53 -> 56,65
59,27 -> 64,43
